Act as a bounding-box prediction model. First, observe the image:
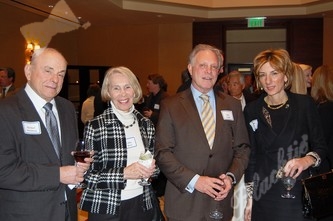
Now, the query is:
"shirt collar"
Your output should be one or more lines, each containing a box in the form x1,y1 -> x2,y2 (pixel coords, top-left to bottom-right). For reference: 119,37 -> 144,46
24,83 -> 56,111
190,84 -> 215,100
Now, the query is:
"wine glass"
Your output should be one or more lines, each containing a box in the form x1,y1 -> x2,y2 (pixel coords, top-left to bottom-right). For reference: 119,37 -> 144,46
281,175 -> 296,199
138,151 -> 153,186
73,139 -> 91,188
209,181 -> 224,220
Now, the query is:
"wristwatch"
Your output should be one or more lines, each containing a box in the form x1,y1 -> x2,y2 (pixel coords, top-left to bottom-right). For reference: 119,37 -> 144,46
226,172 -> 237,185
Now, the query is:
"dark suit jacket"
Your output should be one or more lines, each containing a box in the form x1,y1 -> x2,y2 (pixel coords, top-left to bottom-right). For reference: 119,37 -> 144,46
317,101 -> 333,170
155,88 -> 250,221
1,85 -> 17,98
243,92 -> 328,220
0,88 -> 78,221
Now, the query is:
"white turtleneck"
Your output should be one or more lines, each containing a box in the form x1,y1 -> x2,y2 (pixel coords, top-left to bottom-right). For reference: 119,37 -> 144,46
110,102 -> 145,200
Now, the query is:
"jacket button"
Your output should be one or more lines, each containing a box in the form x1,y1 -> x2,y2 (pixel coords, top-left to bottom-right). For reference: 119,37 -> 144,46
209,154 -> 213,158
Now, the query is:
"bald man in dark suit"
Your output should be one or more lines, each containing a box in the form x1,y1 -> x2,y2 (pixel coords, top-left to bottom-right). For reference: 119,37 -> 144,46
0,48 -> 92,221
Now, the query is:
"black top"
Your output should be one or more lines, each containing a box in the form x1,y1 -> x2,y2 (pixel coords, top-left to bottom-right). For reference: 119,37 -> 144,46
244,91 -> 328,221
317,100 -> 333,170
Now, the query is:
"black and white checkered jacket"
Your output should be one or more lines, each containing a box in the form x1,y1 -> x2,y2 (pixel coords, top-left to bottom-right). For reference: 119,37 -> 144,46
79,106 -> 157,215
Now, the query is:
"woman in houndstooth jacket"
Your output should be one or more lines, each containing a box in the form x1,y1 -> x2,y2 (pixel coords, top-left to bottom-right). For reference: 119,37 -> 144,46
80,66 -> 159,221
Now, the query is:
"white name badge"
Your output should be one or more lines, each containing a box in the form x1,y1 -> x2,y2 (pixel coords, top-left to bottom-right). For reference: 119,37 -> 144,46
126,137 -> 137,149
221,110 -> 234,121
249,119 -> 258,132
154,104 -> 160,110
22,121 -> 42,135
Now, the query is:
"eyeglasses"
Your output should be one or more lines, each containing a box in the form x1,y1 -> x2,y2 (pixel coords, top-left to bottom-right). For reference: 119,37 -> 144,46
198,63 -> 220,73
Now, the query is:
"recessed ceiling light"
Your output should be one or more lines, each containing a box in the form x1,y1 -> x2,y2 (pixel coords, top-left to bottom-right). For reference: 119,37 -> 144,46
48,5 -> 54,8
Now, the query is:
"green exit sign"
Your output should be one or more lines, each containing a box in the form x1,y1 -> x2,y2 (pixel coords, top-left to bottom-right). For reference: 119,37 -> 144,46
247,17 -> 266,28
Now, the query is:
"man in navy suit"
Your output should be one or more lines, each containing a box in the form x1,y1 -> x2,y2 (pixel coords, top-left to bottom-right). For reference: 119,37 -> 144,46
0,48 -> 92,221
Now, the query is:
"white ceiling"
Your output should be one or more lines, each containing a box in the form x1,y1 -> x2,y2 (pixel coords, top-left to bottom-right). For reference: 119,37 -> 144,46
2,0 -> 333,27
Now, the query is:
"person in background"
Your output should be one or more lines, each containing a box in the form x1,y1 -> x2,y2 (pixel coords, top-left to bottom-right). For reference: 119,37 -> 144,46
310,65 -> 332,221
227,70 -> 257,110
81,84 -> 101,124
93,88 -> 108,117
226,70 -> 256,221
244,73 -> 255,94
155,44 -> 250,221
290,63 -> 308,95
299,64 -> 313,94
0,48 -> 92,221
0,67 -> 17,98
244,49 -> 327,221
215,74 -> 228,93
176,69 -> 192,93
311,65 -> 333,172
142,73 -> 169,198
142,73 -> 169,126
80,66 -> 159,221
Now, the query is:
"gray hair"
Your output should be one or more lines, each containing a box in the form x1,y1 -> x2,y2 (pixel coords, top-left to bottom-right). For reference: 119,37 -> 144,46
188,44 -> 223,68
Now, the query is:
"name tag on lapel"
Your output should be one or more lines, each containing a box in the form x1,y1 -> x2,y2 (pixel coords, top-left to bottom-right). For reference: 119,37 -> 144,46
221,110 -> 234,121
22,121 -> 42,135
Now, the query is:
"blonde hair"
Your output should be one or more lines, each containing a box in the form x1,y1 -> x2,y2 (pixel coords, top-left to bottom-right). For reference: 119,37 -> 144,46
101,66 -> 142,103
299,64 -> 312,71
290,63 -> 307,95
253,49 -> 293,90
311,65 -> 333,102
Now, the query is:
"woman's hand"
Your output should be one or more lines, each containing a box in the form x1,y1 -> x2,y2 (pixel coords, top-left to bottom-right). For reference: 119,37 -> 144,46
124,159 -> 156,180
283,156 -> 315,178
143,109 -> 153,118
245,198 -> 252,221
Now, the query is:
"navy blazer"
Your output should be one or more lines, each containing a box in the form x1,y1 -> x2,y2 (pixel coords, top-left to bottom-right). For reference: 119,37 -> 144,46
0,88 -> 78,221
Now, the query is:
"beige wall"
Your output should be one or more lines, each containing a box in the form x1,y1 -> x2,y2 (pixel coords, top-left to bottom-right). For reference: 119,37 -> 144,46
1,2 -> 332,95
158,23 -> 192,94
323,17 -> 333,67
75,23 -> 192,94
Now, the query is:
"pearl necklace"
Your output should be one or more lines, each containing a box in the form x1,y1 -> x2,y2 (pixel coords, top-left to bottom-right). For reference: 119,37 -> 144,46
122,119 -> 136,128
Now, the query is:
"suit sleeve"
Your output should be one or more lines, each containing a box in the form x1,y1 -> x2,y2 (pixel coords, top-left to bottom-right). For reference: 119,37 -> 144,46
243,105 -> 257,183
0,102 -> 60,191
155,99 -> 197,192
305,96 -> 328,161
227,99 -> 251,183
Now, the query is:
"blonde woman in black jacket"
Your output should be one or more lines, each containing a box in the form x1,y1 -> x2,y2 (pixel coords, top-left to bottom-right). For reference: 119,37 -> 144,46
244,49 -> 327,221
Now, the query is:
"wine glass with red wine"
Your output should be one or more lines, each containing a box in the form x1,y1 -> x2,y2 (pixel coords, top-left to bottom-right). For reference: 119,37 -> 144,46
73,139 -> 91,188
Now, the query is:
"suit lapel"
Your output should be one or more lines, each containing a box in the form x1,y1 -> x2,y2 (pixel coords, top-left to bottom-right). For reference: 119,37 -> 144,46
180,90 -> 212,150
17,90 -> 60,162
214,92 -> 229,151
